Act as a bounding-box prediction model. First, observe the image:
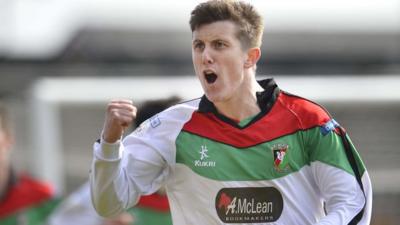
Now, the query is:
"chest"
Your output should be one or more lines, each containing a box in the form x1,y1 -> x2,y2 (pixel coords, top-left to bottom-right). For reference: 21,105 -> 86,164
175,130 -> 308,181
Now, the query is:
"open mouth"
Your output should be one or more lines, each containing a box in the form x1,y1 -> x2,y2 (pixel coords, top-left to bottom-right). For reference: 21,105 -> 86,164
204,71 -> 218,84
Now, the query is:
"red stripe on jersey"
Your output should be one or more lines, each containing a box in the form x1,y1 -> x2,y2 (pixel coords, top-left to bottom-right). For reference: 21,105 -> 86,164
137,193 -> 170,212
182,92 -> 331,148
0,174 -> 54,218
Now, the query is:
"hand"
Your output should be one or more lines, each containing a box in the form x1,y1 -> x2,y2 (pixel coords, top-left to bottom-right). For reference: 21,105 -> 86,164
102,99 -> 137,143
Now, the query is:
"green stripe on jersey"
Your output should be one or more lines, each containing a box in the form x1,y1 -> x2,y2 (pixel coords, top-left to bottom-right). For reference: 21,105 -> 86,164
237,114 -> 257,127
176,127 -> 365,181
175,131 -> 308,181
130,207 -> 172,225
305,127 -> 366,176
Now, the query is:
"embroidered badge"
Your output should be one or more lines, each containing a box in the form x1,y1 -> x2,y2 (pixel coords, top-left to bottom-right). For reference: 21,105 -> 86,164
149,114 -> 161,128
133,115 -> 160,136
271,144 -> 290,172
320,119 -> 339,136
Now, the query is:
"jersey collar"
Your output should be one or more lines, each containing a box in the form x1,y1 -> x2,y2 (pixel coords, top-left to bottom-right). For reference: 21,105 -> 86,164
198,78 -> 280,128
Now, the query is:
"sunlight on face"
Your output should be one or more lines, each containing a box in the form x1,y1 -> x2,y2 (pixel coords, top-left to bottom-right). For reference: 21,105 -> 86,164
192,21 -> 250,104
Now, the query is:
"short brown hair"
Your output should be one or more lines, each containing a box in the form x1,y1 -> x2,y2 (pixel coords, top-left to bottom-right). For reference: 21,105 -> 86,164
189,0 -> 264,49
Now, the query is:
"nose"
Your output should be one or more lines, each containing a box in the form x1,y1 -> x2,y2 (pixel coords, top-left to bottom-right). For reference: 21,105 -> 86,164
202,48 -> 214,65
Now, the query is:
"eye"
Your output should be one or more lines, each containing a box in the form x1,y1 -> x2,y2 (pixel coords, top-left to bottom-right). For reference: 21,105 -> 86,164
214,40 -> 227,49
193,41 -> 204,51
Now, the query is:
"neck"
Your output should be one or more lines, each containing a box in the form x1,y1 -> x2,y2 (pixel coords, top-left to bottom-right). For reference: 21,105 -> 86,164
214,77 -> 263,122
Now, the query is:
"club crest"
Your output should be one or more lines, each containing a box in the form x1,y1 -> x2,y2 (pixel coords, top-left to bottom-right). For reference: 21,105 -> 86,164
271,144 -> 290,172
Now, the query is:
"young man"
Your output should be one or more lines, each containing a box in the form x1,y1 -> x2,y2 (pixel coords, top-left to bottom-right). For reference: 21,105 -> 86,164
0,103 -> 59,225
90,1 -> 372,224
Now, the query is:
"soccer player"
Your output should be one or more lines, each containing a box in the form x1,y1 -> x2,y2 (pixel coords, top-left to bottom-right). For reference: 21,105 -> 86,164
0,102 -> 59,224
90,0 -> 372,224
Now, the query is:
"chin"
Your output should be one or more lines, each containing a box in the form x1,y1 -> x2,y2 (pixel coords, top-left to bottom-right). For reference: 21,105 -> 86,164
205,92 -> 226,104
202,84 -> 231,103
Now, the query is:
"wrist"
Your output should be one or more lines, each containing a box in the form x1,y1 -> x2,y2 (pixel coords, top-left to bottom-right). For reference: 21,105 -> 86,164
101,131 -> 122,144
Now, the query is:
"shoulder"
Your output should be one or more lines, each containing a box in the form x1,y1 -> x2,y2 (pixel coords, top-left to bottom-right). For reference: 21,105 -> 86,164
163,98 -> 201,113
0,174 -> 55,217
157,98 -> 201,120
12,174 -> 55,201
131,98 -> 201,136
277,91 -> 332,129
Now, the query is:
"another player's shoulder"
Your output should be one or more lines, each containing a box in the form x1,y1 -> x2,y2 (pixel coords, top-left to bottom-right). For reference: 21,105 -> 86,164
1,174 -> 55,209
278,91 -> 331,128
17,174 -> 55,199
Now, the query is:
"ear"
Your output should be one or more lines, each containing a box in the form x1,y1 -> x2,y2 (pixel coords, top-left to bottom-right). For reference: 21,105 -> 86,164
244,47 -> 261,69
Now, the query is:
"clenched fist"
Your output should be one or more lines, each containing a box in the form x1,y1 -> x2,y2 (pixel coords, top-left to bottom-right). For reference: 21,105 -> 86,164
102,99 -> 137,143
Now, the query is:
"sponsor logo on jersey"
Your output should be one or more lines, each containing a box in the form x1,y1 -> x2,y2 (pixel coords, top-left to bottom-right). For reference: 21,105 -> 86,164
271,144 -> 291,172
194,145 -> 216,167
215,187 -> 283,223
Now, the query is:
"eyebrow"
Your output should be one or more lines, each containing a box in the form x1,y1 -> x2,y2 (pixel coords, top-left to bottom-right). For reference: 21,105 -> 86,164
211,39 -> 227,43
192,39 -> 203,44
192,37 -> 228,43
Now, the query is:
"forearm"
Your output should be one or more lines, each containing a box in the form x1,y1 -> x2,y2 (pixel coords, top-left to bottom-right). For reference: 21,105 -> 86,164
90,141 -> 133,217
90,137 -> 168,218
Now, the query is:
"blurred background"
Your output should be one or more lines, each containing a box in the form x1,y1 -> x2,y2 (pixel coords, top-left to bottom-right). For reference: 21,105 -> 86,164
1,0 -> 399,224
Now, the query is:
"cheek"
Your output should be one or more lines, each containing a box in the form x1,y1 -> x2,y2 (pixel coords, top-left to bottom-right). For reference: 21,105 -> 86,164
224,60 -> 243,76
224,54 -> 244,69
192,55 -> 201,70
192,51 -> 201,63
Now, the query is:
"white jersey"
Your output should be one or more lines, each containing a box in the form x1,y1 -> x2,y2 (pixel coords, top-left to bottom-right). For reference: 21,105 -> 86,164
90,79 -> 372,225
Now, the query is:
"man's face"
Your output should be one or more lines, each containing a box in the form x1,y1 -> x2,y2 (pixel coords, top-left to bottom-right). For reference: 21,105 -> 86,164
192,20 -> 249,104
